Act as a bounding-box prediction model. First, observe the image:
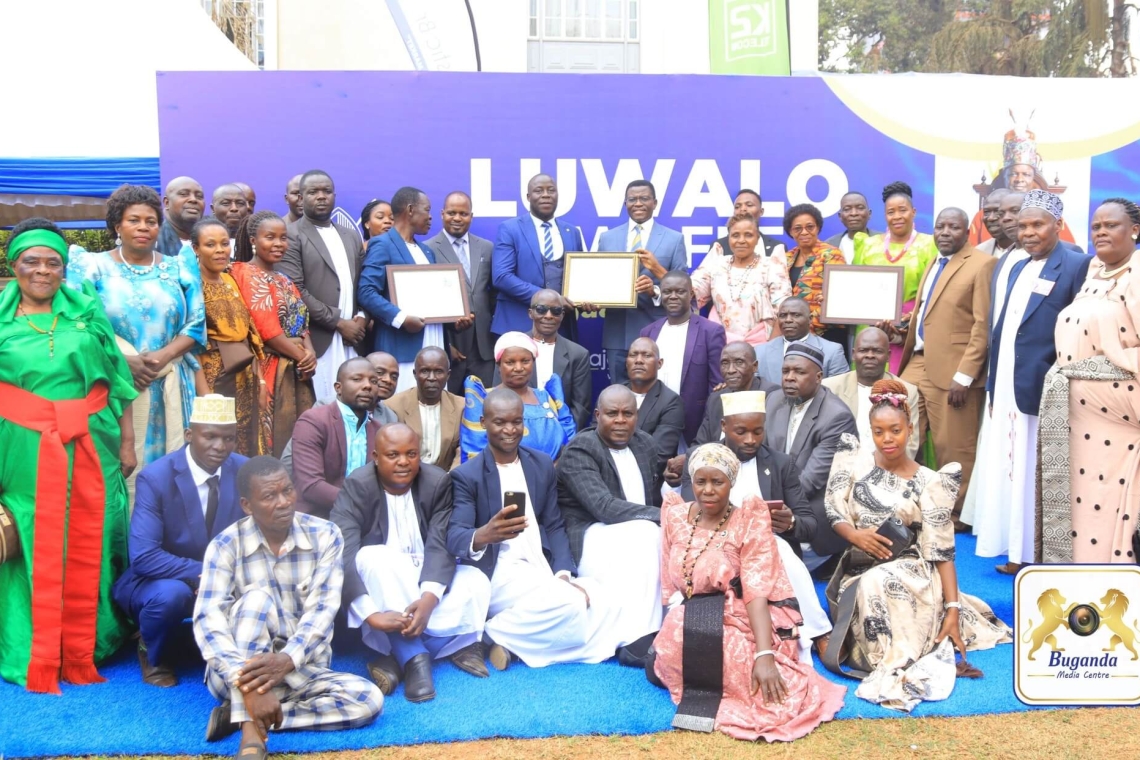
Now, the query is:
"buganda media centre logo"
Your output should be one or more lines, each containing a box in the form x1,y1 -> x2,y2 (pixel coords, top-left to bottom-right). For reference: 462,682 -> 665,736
1015,565 -> 1140,705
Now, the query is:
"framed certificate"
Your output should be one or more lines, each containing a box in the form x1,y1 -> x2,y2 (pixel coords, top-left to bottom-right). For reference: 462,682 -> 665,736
386,264 -> 471,324
562,252 -> 640,308
820,265 -> 905,325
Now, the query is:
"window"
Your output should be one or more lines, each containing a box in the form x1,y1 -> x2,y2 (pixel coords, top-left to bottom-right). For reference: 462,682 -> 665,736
529,0 -> 639,42
201,0 -> 267,68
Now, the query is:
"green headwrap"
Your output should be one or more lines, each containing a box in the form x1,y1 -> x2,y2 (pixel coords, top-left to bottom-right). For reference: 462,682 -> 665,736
7,229 -> 69,266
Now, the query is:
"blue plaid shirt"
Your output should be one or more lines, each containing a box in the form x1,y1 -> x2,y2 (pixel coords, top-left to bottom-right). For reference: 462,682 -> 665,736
193,512 -> 344,685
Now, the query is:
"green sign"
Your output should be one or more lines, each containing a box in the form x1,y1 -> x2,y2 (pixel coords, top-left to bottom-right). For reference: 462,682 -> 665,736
709,0 -> 791,75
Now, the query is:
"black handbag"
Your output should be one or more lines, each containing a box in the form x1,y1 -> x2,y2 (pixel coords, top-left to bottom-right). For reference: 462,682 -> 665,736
846,516 -> 917,571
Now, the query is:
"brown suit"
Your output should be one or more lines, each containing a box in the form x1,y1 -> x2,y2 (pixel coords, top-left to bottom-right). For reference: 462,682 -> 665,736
898,244 -> 997,517
386,387 -> 464,470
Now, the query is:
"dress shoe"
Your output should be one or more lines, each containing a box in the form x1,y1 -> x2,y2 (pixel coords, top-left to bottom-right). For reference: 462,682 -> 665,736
403,652 -> 436,703
488,643 -> 515,671
367,653 -> 402,696
449,642 -> 489,678
995,561 -> 1022,575
205,700 -> 239,742
137,642 -> 177,688
954,520 -> 972,534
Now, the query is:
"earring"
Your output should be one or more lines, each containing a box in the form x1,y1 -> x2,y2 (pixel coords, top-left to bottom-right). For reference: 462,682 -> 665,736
115,235 -> 122,247
252,244 -> 258,255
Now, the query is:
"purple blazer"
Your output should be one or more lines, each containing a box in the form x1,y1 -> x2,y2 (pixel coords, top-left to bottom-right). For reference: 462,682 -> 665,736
292,402 -> 384,518
641,314 -> 726,444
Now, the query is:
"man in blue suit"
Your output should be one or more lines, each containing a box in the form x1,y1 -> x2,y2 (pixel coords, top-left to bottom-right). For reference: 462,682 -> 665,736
447,389 -> 618,670
491,174 -> 590,342
977,190 -> 1090,575
596,180 -> 688,384
359,186 -> 475,393
112,395 -> 248,687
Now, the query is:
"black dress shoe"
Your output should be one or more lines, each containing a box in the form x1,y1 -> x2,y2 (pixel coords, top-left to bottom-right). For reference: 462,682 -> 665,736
367,654 -> 402,696
450,642 -> 489,678
138,642 -> 177,688
205,700 -> 239,742
403,652 -> 436,703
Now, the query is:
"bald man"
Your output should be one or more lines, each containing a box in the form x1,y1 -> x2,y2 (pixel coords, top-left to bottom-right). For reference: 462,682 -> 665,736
234,182 -> 257,214
284,174 -> 303,224
331,424 -> 492,702
211,183 -> 250,257
976,188 -> 1010,255
158,176 -> 204,257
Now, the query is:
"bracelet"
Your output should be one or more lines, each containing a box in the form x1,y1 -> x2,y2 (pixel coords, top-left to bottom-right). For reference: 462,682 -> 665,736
753,650 -> 775,661
944,601 -> 961,610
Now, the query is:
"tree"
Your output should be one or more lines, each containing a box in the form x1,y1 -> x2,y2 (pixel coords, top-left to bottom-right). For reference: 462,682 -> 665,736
820,0 -> 1137,77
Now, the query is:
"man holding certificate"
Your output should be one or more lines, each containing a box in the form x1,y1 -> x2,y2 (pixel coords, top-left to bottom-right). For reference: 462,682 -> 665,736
359,186 -> 475,394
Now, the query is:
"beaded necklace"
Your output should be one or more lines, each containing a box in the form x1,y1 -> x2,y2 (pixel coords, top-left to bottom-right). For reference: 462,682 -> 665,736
681,505 -> 733,598
18,305 -> 60,359
880,230 -> 917,264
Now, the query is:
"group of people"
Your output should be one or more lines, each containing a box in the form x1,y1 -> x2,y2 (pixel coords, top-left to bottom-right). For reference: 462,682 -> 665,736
2,163 -> 1136,752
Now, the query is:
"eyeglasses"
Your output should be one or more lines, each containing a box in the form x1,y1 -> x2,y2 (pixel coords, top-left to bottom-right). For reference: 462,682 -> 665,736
532,305 -> 565,317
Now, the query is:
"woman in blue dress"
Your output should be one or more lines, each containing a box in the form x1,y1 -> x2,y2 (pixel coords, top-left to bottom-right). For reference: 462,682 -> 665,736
461,331 -> 576,461
67,184 -> 206,466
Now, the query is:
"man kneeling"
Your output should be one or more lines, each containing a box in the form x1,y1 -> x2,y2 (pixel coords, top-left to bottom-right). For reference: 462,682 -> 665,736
194,457 -> 382,755
331,424 -> 491,703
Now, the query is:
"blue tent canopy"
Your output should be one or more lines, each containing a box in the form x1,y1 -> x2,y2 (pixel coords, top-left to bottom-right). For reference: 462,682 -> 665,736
0,157 -> 160,196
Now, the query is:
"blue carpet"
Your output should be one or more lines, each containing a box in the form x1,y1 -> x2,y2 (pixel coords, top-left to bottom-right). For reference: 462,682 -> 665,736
2,535 -> 1033,758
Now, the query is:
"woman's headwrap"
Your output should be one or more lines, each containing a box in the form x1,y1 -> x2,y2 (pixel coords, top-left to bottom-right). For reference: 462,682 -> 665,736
494,331 -> 538,362
7,229 -> 69,266
686,442 -> 741,486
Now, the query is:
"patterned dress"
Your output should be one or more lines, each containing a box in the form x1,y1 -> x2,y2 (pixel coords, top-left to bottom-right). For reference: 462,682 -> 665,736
201,273 -> 264,456
824,434 -> 1011,711
785,243 -> 847,336
67,250 -> 205,464
652,494 -> 846,741
460,374 -> 576,462
691,249 -> 791,346
230,262 -> 315,456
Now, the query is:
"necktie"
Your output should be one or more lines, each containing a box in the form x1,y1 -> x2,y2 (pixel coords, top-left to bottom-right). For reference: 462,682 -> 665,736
918,257 -> 950,342
454,237 -> 471,279
205,475 -> 220,536
541,222 -> 555,261
630,224 -> 643,251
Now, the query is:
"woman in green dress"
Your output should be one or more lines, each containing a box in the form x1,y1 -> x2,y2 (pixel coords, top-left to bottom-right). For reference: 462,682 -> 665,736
853,181 -> 938,373
0,218 -> 138,693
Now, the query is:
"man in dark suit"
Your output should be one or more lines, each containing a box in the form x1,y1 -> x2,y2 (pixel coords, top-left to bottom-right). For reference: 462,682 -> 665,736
596,180 -> 688,384
330,424 -> 491,704
641,270 -> 726,444
709,190 -> 786,262
765,343 -> 859,565
824,191 -> 881,261
112,395 -> 247,687
448,389 -> 616,669
680,390 -> 830,662
277,170 -> 368,401
689,341 -> 780,448
424,191 -> 496,391
291,357 -> 383,518
493,288 -> 592,431
157,176 -> 203,257
624,337 -> 684,459
491,173 -> 591,340
557,386 -> 664,648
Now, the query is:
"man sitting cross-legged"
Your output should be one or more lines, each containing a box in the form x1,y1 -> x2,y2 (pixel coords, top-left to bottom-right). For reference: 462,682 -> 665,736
194,457 -> 382,755
331,424 -> 491,704
447,388 -> 620,669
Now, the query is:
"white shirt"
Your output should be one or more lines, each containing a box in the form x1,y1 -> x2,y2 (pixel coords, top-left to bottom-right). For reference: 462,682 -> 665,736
185,447 -> 217,515
316,225 -> 355,318
627,218 -> 654,251
838,233 -> 856,261
729,457 -> 762,506
633,392 -> 646,409
608,446 -> 646,506
530,214 -> 564,261
913,254 -> 976,387
535,339 -> 556,387
855,382 -> 876,456
656,320 -> 689,395
785,395 -> 816,455
391,242 -> 445,352
418,402 -> 442,465
470,459 -> 569,579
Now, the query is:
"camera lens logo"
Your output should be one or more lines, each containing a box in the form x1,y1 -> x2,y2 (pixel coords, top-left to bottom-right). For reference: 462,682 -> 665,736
1015,566 -> 1140,706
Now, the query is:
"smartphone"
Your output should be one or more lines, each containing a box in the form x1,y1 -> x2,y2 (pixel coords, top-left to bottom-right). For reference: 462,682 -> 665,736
764,500 -> 785,512
503,491 -> 527,519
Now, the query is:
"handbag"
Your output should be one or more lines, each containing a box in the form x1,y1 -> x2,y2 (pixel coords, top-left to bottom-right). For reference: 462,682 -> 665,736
0,499 -> 20,564
846,516 -> 918,572
216,339 -> 254,376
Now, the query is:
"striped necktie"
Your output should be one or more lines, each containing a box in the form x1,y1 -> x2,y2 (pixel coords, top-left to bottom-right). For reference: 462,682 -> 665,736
630,224 -> 643,251
541,222 -> 555,261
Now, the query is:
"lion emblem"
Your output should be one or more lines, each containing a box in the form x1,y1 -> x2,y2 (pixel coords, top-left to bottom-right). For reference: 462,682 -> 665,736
1022,589 -> 1069,660
1099,589 -> 1140,661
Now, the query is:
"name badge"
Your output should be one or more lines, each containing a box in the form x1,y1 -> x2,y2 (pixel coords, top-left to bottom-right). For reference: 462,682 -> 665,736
1033,279 -> 1055,296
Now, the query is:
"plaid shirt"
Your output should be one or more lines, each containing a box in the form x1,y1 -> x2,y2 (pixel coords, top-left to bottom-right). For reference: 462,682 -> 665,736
193,512 -> 344,685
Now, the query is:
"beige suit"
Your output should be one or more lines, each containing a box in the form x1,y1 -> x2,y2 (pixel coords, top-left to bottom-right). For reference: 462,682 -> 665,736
822,371 -> 922,459
386,388 -> 465,470
898,245 -> 997,517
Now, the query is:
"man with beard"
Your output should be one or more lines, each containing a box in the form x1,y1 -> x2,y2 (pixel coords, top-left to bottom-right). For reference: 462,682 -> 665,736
624,337 -> 685,460
284,174 -> 303,224
825,191 -> 881,261
157,176 -> 204,257
976,189 -> 1010,255
386,347 -> 465,470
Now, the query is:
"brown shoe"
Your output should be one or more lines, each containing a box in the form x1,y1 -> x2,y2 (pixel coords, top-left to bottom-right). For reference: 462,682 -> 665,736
367,653 -> 402,696
450,642 -> 489,678
995,562 -> 1023,575
488,643 -> 514,671
137,642 -> 177,688
953,520 -> 972,534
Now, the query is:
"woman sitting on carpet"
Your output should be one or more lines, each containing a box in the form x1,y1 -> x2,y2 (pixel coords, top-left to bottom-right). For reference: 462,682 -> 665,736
0,218 -> 138,693
650,443 -> 846,742
822,378 -> 1012,712
460,331 -> 575,462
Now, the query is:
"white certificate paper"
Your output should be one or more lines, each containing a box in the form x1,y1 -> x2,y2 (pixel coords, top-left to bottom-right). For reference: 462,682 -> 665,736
563,253 -> 639,307
821,266 -> 903,324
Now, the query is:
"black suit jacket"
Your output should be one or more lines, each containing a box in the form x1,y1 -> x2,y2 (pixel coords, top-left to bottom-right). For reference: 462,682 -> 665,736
692,375 -> 781,447
493,332 -> 592,431
329,462 -> 456,606
680,443 -> 813,556
555,429 -> 664,562
625,380 -> 684,459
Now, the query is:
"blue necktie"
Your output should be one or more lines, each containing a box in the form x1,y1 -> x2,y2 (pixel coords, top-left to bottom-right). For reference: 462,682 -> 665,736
541,222 -> 555,261
918,257 -> 949,342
